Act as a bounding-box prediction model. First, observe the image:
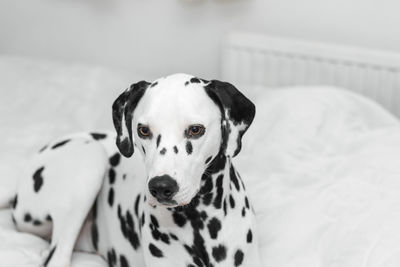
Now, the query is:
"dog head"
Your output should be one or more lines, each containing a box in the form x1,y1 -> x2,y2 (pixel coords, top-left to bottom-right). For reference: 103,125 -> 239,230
112,73 -> 255,207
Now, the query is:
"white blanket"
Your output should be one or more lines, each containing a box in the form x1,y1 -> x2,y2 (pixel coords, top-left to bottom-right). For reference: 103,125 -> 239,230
1,55 -> 400,267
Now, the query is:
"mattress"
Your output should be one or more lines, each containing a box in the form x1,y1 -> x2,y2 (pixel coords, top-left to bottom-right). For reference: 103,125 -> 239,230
1,55 -> 400,267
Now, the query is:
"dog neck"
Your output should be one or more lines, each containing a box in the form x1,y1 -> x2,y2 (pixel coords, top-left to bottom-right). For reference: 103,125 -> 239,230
145,152 -> 237,228
197,152 -> 232,213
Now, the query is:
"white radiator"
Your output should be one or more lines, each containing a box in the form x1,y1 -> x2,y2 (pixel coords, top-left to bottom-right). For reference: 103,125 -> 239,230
222,32 -> 400,117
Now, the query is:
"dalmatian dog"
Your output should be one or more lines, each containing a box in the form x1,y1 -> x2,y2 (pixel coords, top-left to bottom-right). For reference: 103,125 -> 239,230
11,73 -> 261,267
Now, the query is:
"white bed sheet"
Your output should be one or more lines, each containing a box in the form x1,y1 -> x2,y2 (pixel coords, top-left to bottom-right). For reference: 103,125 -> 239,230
1,55 -> 400,267
237,87 -> 400,267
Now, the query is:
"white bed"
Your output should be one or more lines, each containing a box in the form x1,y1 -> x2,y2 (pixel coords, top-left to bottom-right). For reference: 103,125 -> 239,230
2,34 -> 400,266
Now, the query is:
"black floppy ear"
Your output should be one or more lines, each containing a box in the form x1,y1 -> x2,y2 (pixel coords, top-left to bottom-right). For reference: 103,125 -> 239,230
112,81 -> 150,157
204,80 -> 255,157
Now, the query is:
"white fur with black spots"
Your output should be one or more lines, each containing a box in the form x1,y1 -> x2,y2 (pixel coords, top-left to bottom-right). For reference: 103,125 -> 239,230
12,73 -> 262,267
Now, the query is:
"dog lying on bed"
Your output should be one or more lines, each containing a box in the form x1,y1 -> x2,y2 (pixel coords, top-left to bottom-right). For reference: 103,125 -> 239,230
11,73 -> 261,267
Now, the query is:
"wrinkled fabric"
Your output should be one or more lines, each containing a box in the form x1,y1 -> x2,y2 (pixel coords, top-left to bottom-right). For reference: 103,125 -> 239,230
237,86 -> 400,267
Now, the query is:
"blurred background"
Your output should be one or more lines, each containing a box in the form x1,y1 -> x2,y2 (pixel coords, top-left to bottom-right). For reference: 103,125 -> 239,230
1,0 -> 400,79
3,1 -> 400,267
2,0 -> 400,145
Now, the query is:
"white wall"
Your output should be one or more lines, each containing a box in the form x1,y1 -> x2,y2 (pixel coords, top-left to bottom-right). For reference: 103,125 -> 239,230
1,0 -> 399,80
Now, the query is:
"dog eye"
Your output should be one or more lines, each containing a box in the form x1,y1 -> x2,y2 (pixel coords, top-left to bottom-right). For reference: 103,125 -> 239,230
187,124 -> 205,138
137,125 -> 151,138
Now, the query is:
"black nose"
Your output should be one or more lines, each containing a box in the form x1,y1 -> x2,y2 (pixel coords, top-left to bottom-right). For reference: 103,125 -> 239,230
148,175 -> 179,202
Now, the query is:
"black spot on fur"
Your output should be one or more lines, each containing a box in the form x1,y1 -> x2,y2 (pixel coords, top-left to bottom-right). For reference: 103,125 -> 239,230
174,153 -> 230,267
186,141 -> 193,155
206,152 -> 227,176
46,214 -> 52,222
150,215 -> 159,228
108,187 -> 114,207
190,77 -> 201,83
173,146 -> 178,154
205,156 -> 212,164
150,81 -> 158,88
200,176 -> 213,194
43,246 -> 57,267
92,199 -> 98,219
160,148 -> 166,155
193,256 -> 203,267
230,165 -> 240,191
184,244 -> 193,255
109,153 -> 121,167
11,215 -> 16,225
200,211 -> 208,221
149,243 -> 163,257
118,206 -> 140,250
107,248 -> 117,267
213,174 -> 224,209
33,166 -> 45,193
51,139 -> 70,149
247,229 -> 253,243
33,219 -> 42,226
39,145 -> 48,153
203,193 -> 213,205
142,146 -> 146,155
159,232 -> 170,244
91,132 -> 107,140
12,195 -> 17,209
212,245 -> 227,262
134,194 -> 141,217
245,197 -> 250,209
199,153 -> 228,209
120,254 -> 130,267
242,207 -> 246,217
239,174 -> 246,190
223,199 -> 227,216
185,81 -> 190,86
229,195 -> 235,208
207,217 -> 222,239
170,233 -> 178,240
187,199 -> 205,228
24,213 -> 32,222
117,204 -> 122,218
91,222 -> 99,250
109,169 -> 116,184
173,198 -> 214,265
192,230 -> 210,266
141,213 -> 145,227
156,135 -> 161,148
150,225 -> 162,240
234,249 -> 244,266
172,212 -> 187,227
